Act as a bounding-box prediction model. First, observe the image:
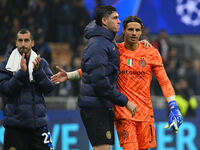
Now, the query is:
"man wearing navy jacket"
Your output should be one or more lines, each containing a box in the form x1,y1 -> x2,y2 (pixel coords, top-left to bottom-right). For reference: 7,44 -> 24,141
78,6 -> 136,150
0,29 -> 55,150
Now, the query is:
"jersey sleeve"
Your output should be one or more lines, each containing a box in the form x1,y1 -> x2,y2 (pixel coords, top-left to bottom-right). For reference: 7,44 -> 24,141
152,49 -> 175,99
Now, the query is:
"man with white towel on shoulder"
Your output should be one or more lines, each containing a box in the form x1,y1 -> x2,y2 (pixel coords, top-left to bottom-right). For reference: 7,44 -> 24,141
0,28 -> 55,150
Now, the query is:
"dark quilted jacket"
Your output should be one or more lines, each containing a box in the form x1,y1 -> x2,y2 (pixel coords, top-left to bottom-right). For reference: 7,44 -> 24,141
0,55 -> 55,128
78,21 -> 128,109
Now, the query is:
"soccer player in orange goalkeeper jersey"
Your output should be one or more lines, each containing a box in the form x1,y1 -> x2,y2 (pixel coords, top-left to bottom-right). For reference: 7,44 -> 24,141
51,16 -> 183,150
113,16 -> 183,150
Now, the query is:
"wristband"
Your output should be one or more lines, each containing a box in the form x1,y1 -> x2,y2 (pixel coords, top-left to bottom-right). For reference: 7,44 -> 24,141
168,100 -> 178,110
66,71 -> 80,80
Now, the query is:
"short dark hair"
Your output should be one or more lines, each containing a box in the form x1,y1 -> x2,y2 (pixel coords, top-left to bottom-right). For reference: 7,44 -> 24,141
16,28 -> 33,40
123,16 -> 144,29
94,5 -> 117,26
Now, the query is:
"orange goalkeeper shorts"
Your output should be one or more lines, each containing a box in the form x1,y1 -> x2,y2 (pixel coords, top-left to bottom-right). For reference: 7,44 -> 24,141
115,119 -> 157,149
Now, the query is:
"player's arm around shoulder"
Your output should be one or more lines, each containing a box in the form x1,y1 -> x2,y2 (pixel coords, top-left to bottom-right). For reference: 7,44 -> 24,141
139,39 -> 152,48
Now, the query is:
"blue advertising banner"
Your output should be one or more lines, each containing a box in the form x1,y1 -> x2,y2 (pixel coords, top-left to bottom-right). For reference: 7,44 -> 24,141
137,0 -> 200,34
0,109 -> 200,150
83,0 -> 200,34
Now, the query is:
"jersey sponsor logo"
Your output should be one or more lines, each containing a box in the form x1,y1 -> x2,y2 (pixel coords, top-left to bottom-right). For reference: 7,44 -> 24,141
113,46 -> 115,51
138,58 -> 146,67
120,70 -> 145,78
128,59 -> 134,66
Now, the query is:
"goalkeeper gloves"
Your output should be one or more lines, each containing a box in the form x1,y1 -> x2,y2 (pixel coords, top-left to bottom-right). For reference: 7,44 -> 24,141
164,100 -> 183,134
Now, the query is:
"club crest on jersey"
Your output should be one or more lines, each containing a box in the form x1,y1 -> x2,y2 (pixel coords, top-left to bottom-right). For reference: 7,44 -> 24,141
138,58 -> 146,67
128,59 -> 134,66
121,130 -> 129,139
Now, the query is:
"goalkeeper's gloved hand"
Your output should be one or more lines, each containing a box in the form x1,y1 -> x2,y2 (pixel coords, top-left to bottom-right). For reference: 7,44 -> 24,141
164,100 -> 183,134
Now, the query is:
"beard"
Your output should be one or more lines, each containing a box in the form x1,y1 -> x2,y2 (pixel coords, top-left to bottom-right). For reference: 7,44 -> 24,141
18,47 -> 31,56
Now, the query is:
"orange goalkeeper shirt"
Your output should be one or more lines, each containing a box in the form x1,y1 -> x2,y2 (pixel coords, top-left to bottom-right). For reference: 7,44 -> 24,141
114,42 -> 175,121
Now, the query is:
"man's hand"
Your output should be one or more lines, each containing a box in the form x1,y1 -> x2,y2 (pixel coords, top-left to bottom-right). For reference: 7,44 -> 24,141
125,101 -> 137,117
51,66 -> 68,84
140,40 -> 152,48
164,100 -> 183,134
20,53 -> 27,72
33,54 -> 41,72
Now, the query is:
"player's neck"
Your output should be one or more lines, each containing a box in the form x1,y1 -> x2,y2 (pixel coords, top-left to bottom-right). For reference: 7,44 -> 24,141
124,42 -> 139,51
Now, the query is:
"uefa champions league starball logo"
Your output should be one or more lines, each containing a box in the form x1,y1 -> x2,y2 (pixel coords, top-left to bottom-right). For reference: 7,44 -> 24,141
176,0 -> 200,26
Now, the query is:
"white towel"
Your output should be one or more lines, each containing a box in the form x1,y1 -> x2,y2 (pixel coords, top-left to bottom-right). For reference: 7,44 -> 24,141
5,48 -> 38,81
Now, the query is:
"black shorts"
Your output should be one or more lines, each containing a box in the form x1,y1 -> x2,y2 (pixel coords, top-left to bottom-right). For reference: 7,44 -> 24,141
80,108 -> 114,146
3,125 -> 53,150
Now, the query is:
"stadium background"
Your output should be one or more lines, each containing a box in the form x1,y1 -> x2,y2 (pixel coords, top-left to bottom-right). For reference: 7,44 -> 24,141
0,0 -> 200,149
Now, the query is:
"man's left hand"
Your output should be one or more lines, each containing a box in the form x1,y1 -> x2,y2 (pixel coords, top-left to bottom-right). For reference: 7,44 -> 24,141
33,54 -> 41,71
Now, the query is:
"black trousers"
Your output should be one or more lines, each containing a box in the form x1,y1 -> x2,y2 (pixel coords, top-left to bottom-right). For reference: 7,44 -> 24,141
80,108 -> 115,146
3,125 -> 53,150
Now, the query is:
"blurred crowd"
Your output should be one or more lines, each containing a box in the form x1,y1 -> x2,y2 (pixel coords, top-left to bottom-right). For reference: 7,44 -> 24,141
0,0 -> 200,109
0,0 -> 90,55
